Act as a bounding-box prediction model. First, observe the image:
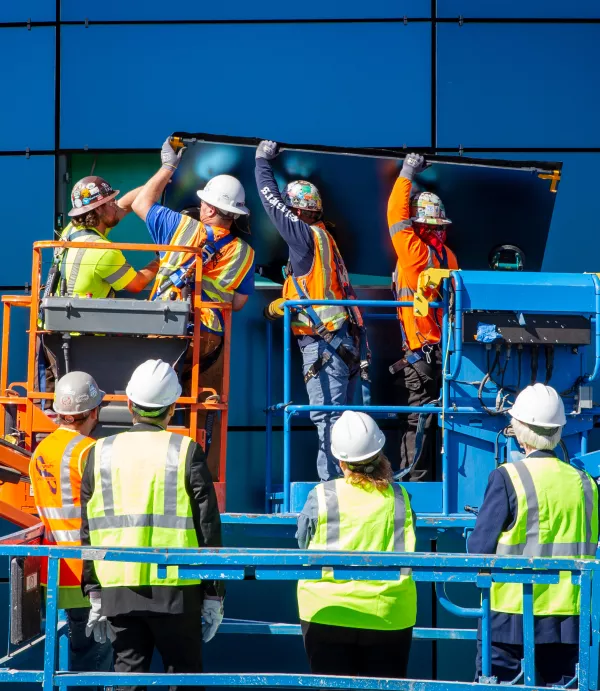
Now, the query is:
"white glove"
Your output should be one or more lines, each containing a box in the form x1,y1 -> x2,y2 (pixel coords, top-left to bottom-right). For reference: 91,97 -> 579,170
85,592 -> 108,644
202,597 -> 223,643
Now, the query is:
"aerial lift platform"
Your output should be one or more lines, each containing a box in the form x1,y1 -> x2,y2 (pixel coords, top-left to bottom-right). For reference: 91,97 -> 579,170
0,137 -> 599,690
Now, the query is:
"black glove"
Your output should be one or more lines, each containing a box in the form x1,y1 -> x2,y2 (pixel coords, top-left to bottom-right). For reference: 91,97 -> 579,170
400,153 -> 427,181
256,140 -> 279,160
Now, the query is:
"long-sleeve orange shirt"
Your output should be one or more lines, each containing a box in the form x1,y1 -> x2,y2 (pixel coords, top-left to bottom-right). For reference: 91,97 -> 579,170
387,176 -> 458,352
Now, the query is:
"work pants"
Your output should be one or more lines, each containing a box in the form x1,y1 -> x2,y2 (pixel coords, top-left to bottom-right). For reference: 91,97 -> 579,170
476,640 -> 578,687
301,620 -> 412,678
394,346 -> 442,482
182,332 -> 223,481
66,607 -> 113,691
300,324 -> 358,481
108,611 -> 204,691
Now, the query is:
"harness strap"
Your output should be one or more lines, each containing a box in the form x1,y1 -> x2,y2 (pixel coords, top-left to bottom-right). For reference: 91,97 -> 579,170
154,225 -> 236,299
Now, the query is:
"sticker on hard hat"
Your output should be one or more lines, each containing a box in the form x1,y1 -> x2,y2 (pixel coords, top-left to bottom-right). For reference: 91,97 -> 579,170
61,395 -> 73,408
425,204 -> 437,216
89,383 -> 98,397
75,393 -> 90,403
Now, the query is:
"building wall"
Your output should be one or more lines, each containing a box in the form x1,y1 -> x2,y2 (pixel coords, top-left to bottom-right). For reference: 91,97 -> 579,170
0,2 -> 598,682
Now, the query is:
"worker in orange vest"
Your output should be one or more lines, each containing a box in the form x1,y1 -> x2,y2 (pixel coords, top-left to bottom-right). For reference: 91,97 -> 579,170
29,371 -> 113,677
256,140 -> 370,481
387,153 -> 458,482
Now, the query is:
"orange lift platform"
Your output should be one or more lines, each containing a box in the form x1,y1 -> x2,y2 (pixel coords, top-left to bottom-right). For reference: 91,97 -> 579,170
0,240 -> 232,526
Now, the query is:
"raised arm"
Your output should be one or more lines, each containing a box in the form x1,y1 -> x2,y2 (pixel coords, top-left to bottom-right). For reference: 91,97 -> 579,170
387,154 -> 431,283
255,141 -> 314,272
132,138 -> 185,222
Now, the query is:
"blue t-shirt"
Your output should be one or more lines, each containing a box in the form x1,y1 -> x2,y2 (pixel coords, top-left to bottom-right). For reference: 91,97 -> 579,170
145,203 -> 255,295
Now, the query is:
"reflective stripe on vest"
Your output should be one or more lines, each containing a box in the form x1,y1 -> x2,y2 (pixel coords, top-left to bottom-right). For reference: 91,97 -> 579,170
283,225 -> 348,336
297,479 -> 417,630
87,430 -> 200,587
491,453 -> 599,616
30,428 -> 95,602
152,216 -> 253,334
496,458 -> 597,558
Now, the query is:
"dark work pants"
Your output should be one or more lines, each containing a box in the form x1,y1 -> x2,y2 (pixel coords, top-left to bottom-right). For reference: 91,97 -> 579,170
66,608 -> 114,691
476,641 -> 578,687
395,346 -> 442,482
108,612 -> 204,691
301,621 -> 412,678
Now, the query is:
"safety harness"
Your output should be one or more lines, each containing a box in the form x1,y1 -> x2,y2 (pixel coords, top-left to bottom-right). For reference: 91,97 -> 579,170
289,249 -> 371,405
391,244 -> 448,481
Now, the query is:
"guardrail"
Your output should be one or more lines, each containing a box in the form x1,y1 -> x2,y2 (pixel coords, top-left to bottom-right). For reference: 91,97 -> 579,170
0,538 -> 597,691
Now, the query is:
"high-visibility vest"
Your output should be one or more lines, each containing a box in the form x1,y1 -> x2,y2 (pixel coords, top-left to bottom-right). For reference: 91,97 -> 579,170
283,224 -> 349,337
150,215 -> 254,335
388,177 -> 458,351
59,223 -> 135,298
29,428 -> 95,609
297,479 -> 417,630
86,430 -> 201,587
492,452 -> 599,616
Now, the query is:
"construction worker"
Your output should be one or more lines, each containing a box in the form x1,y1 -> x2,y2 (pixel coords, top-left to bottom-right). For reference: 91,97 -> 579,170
256,140 -> 369,482
80,359 -> 224,690
297,411 -> 416,678
59,176 -> 160,298
469,384 -> 599,685
29,372 -> 112,678
131,138 -> 255,477
39,177 -> 160,395
387,153 -> 458,482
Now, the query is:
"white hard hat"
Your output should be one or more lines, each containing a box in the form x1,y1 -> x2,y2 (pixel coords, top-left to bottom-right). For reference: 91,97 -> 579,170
331,411 -> 386,463
197,174 -> 249,218
53,371 -> 105,415
126,359 -> 182,409
509,384 -> 566,428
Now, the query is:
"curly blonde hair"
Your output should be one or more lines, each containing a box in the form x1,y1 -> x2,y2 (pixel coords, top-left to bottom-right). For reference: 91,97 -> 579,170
343,453 -> 393,493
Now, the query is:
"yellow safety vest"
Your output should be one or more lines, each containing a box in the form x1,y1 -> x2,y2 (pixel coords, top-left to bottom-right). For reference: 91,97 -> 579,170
297,479 -> 417,630
59,223 -> 136,298
87,430 -> 200,587
492,452 -> 598,616
283,224 -> 349,336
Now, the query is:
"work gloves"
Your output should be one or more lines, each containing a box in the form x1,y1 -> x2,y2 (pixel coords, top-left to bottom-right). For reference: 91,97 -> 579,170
85,592 -> 115,644
256,140 -> 279,160
202,597 -> 224,643
400,153 -> 428,181
161,137 -> 186,171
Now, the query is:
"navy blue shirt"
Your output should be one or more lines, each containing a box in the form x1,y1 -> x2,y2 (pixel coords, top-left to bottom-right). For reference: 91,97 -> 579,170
256,157 -> 323,347
469,456 -> 587,645
255,157 -> 315,277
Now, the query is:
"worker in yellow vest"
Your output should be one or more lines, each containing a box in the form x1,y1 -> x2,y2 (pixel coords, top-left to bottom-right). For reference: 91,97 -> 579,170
131,139 -> 255,477
80,360 -> 223,690
297,411 -> 416,678
29,371 -> 113,678
469,384 -> 599,685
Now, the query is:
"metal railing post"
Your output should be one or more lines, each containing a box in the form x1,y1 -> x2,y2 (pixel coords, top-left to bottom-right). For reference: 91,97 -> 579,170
42,556 -> 59,691
522,582 -> 536,686
283,306 -> 292,512
265,319 -> 273,513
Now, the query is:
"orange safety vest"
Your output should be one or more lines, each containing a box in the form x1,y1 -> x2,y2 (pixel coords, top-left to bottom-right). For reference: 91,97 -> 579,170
387,177 -> 458,351
150,214 -> 255,335
282,223 -> 349,336
29,428 -> 95,609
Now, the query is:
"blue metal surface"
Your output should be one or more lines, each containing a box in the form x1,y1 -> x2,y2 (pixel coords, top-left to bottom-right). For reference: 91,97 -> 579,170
0,2 -> 55,21
437,24 -> 600,148
0,28 -> 54,151
60,24 -> 431,149
61,0 -> 430,20
438,0 -> 600,19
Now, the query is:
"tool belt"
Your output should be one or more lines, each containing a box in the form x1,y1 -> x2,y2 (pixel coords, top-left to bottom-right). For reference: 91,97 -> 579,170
389,342 -> 438,376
